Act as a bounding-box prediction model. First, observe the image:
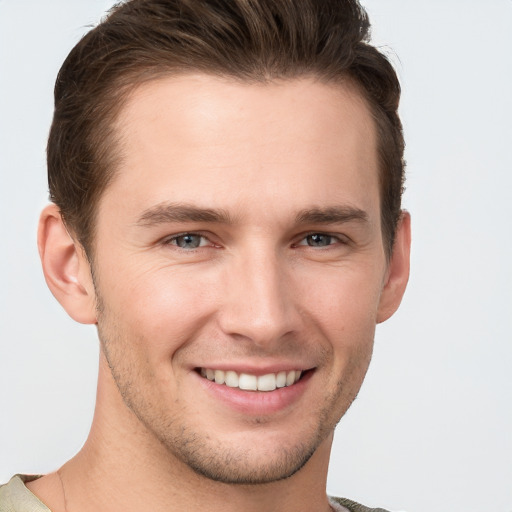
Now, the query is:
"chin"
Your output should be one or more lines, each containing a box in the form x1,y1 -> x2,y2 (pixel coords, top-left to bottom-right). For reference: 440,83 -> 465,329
144,404 -> 339,486
166,434 -> 322,485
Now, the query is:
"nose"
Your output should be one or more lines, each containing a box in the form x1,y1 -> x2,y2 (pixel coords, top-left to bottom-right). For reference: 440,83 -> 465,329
217,247 -> 301,347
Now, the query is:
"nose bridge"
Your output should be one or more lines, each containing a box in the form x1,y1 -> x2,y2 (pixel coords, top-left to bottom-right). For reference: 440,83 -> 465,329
219,244 -> 298,345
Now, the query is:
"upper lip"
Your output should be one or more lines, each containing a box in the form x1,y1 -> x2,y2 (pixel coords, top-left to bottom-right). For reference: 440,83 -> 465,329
193,363 -> 314,376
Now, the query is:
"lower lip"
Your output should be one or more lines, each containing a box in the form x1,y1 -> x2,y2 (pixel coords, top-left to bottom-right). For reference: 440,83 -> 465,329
196,370 -> 313,416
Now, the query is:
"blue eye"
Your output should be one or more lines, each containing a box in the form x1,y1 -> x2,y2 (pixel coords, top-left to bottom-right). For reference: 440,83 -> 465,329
168,234 -> 207,249
304,233 -> 334,247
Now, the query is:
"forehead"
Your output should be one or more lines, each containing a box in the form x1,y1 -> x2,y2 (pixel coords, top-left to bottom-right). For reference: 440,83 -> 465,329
103,74 -> 379,221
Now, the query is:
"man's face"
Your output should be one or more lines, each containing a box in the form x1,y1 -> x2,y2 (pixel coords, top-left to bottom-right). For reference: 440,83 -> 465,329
91,75 -> 391,483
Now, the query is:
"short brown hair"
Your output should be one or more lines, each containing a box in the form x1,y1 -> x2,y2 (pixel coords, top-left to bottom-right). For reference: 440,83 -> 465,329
48,0 -> 404,257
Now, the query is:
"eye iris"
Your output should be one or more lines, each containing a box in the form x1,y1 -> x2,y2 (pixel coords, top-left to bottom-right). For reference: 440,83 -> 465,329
307,234 -> 331,247
176,234 -> 201,249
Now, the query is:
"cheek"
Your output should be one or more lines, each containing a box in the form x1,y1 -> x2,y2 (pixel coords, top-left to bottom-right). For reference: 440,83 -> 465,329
97,262 -> 219,358
296,265 -> 382,384
297,264 -> 383,336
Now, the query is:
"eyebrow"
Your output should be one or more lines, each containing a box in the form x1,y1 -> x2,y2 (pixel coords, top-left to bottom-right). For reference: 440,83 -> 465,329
136,202 -> 368,227
294,206 -> 369,225
136,202 -> 233,226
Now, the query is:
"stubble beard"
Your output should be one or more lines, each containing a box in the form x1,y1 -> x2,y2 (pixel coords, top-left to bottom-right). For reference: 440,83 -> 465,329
103,344 -> 363,485
94,286 -> 370,486
100,332 -> 345,485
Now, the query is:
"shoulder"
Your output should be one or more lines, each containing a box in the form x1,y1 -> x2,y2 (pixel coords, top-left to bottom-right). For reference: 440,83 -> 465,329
330,496 -> 391,512
0,476 -> 50,512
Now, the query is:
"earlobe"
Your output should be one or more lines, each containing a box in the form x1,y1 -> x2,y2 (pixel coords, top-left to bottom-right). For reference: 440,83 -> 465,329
376,211 -> 411,324
38,204 -> 97,324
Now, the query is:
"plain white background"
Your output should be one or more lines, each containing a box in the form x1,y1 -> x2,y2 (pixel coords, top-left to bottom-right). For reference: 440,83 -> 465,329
0,2 -> 511,511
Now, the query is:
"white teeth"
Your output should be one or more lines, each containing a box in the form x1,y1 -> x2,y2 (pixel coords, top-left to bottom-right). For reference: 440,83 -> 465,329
276,371 -> 287,388
257,373 -> 276,391
239,373 -> 258,391
286,370 -> 296,386
214,370 -> 225,385
225,370 -> 239,388
200,368 -> 304,391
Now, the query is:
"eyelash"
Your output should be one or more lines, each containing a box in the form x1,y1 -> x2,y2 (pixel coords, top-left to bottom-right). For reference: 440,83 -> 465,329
294,232 -> 348,248
162,231 -> 348,251
163,233 -> 214,250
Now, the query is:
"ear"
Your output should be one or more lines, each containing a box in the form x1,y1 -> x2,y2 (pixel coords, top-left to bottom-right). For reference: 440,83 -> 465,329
377,211 -> 411,323
38,204 -> 97,324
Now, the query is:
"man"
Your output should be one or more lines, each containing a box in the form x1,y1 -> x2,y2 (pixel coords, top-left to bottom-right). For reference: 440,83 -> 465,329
0,0 -> 410,511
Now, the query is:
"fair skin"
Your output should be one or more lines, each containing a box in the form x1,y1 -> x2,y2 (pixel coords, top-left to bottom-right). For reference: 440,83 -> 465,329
33,75 -> 410,512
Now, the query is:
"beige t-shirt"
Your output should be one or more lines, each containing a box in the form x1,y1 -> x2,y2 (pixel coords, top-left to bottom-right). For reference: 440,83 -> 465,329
0,475 -> 388,512
0,476 -> 48,512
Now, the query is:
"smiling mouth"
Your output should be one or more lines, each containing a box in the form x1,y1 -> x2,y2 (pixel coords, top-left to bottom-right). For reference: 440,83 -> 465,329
198,368 -> 304,392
